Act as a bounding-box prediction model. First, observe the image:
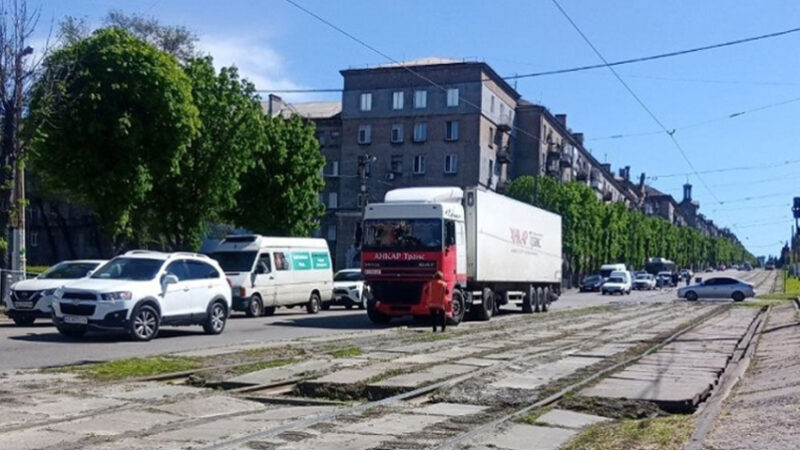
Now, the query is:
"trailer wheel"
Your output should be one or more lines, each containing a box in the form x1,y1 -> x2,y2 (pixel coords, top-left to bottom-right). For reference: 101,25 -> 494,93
472,288 -> 494,321
447,290 -> 466,325
541,287 -> 551,312
522,285 -> 535,314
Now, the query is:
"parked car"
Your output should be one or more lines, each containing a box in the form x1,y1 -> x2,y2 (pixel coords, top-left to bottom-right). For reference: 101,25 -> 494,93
579,274 -> 604,292
742,262 -> 753,271
633,273 -> 656,290
705,267 -> 715,273
4,260 -> 106,326
209,235 -> 334,317
601,276 -> 631,295
677,277 -> 755,302
765,263 -> 775,270
51,251 -> 231,341
329,269 -> 367,309
657,271 -> 674,287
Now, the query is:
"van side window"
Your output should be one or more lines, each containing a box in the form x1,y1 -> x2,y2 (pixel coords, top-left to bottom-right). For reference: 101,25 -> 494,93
257,253 -> 271,274
274,252 -> 290,271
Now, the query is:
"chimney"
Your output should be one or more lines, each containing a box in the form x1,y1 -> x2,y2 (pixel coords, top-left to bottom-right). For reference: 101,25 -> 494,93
267,94 -> 284,117
638,172 -> 646,189
572,132 -> 584,145
683,183 -> 692,203
623,165 -> 631,181
601,163 -> 612,173
555,114 -> 567,127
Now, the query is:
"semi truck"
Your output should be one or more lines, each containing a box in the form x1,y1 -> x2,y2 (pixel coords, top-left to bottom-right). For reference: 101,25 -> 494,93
361,186 -> 562,325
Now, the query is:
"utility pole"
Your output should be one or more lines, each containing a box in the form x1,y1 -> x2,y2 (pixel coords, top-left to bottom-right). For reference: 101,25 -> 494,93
352,153 -> 375,267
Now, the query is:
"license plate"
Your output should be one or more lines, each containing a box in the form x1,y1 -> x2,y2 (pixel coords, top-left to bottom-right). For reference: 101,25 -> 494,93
15,301 -> 33,309
63,315 -> 88,325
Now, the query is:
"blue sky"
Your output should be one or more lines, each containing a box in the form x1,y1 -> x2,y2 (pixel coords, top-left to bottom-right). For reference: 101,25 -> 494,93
36,0 -> 800,257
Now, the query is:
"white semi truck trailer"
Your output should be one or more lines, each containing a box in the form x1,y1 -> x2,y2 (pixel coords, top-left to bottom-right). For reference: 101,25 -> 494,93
361,186 -> 562,325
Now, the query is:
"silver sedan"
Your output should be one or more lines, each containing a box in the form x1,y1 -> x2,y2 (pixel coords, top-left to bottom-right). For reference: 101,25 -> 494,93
677,277 -> 755,302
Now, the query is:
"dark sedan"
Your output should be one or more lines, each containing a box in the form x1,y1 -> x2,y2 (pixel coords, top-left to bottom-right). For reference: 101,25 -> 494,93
579,275 -> 604,292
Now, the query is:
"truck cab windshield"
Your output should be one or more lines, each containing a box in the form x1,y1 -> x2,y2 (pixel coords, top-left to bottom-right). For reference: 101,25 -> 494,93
363,219 -> 442,250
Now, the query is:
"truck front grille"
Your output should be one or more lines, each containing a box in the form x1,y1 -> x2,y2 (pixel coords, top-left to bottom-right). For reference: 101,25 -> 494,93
371,282 -> 423,305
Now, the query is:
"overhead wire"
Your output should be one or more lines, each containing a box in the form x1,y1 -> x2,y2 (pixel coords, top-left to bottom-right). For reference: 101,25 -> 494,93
649,158 -> 800,180
549,0 -> 721,204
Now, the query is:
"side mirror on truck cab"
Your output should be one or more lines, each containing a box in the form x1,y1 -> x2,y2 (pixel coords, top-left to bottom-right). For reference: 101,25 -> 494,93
445,221 -> 456,247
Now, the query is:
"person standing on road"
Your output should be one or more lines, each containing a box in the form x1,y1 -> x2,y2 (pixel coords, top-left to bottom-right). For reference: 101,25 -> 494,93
671,272 -> 679,288
423,271 -> 448,332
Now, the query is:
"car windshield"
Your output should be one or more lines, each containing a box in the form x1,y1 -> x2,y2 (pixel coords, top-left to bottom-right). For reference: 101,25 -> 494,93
607,277 -> 624,283
38,262 -> 100,279
209,251 -> 257,273
335,271 -> 364,282
91,258 -> 163,281
363,219 -> 442,250
583,275 -> 600,283
635,275 -> 651,280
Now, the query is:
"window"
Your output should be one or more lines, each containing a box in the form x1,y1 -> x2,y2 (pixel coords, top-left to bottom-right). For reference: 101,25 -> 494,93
328,160 -> 339,176
315,131 -> 326,146
165,260 -> 190,281
414,90 -> 427,109
445,120 -> 459,141
446,88 -> 459,107
499,103 -> 505,118
328,192 -> 338,209
444,154 -> 458,174
274,252 -> 290,271
360,92 -> 372,111
327,224 -> 337,241
330,131 -> 341,146
413,122 -> 427,142
186,260 -> 220,279
256,253 -> 272,274
490,95 -> 496,113
392,91 -> 404,110
358,125 -> 371,144
390,155 -> 403,174
488,127 -> 495,147
488,160 -> 494,181
30,231 -> 38,248
391,124 -> 404,143
413,155 -> 426,174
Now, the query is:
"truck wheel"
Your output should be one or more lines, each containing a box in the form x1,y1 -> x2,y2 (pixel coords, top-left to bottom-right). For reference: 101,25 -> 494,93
522,285 -> 535,314
541,287 -> 551,312
367,300 -> 391,325
245,295 -> 262,317
447,290 -> 466,325
534,288 -> 542,313
306,293 -> 322,314
473,288 -> 494,321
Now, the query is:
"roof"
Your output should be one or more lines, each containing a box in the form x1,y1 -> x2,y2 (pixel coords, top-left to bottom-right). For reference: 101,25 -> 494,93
262,101 -> 342,120
374,57 -> 464,68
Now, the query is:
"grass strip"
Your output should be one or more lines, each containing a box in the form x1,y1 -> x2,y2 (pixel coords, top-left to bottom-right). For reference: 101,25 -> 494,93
228,358 -> 294,375
561,415 -> 694,450
329,347 -> 362,359
59,356 -> 202,381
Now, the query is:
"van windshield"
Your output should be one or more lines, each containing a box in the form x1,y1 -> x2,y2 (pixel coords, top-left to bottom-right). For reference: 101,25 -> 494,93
363,219 -> 442,250
209,251 -> 257,273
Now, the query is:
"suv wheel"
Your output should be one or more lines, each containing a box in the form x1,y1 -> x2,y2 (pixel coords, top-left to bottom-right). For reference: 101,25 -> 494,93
203,301 -> 227,335
12,314 -> 36,326
129,304 -> 160,341
306,292 -> 321,314
246,295 -> 263,317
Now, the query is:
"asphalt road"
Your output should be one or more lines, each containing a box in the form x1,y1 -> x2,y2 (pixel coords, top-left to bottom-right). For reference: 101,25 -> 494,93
0,270 -> 764,370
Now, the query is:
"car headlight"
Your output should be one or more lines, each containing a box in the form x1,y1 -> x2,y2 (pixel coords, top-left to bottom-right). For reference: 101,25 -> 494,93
53,288 -> 64,299
100,291 -> 133,301
347,285 -> 358,290
42,288 -> 57,297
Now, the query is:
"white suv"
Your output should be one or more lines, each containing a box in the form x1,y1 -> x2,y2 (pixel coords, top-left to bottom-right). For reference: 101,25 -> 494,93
52,251 -> 232,341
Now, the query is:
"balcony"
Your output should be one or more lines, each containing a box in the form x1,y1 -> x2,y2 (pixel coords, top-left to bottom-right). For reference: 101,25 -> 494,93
590,178 -> 602,190
497,147 -> 511,163
497,112 -> 513,132
559,151 -> 572,168
603,191 -> 613,202
576,170 -> 589,182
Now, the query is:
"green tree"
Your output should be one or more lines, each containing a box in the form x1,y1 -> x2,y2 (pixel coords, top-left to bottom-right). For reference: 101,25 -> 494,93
147,57 -> 265,249
229,115 -> 325,236
28,28 -> 199,247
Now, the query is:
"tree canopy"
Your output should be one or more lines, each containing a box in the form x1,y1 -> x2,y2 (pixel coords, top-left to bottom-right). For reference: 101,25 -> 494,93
507,176 -> 754,283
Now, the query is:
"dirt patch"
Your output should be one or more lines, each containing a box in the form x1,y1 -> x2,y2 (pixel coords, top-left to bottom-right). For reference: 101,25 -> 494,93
557,395 -> 664,419
560,415 -> 694,450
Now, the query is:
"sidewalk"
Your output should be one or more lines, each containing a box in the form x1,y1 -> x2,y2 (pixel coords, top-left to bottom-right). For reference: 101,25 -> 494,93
703,302 -> 800,450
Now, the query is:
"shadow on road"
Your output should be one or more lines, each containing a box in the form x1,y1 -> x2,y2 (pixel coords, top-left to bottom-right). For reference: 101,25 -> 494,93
7,327 -> 206,344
